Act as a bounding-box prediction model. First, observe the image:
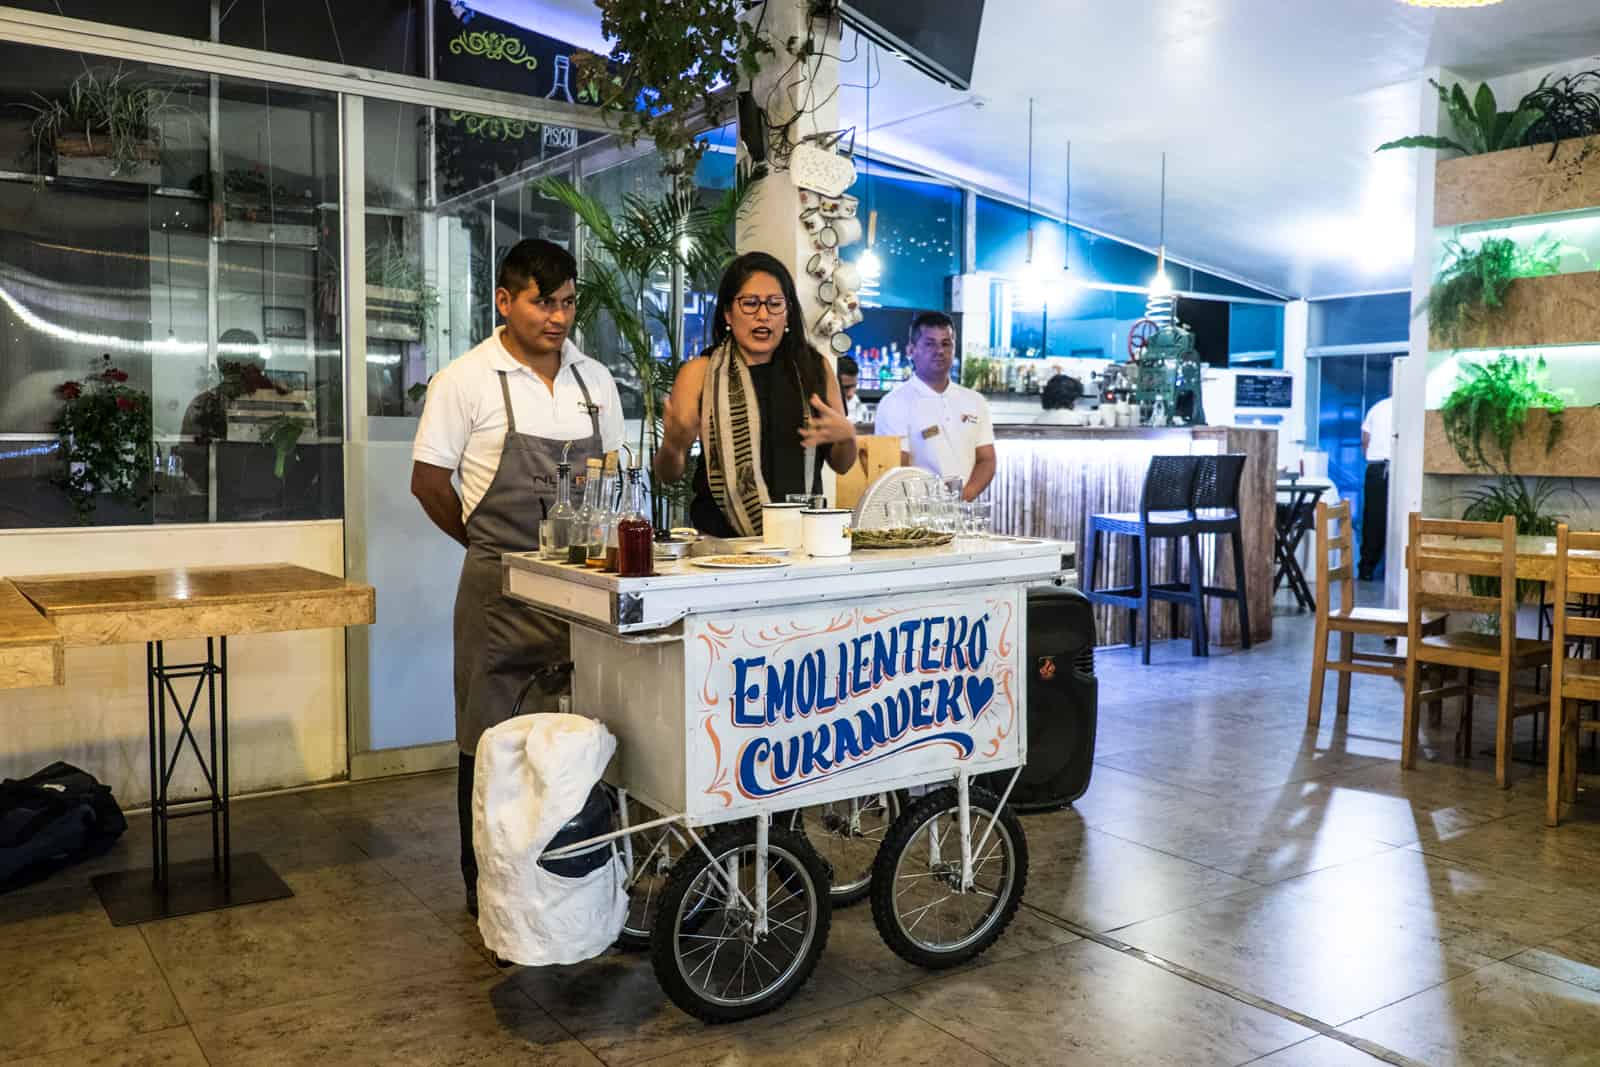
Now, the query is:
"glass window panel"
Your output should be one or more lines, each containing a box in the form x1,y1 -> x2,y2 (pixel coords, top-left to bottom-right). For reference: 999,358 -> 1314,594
218,0 -> 425,77
0,43 -> 342,528
844,167 -> 961,312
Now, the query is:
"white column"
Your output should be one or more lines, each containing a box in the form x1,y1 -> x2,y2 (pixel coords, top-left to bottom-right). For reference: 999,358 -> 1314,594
1281,299 -> 1309,471
1388,69 -> 1453,609
739,1 -> 844,355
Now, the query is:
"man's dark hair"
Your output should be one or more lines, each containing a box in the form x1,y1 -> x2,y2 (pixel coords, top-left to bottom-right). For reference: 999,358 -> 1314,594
497,239 -> 577,297
836,355 -> 859,378
908,310 -> 955,346
1041,373 -> 1084,410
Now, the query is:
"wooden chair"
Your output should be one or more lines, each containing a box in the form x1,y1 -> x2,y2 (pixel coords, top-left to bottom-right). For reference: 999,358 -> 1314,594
1403,513 -> 1552,788
1307,501 -> 1446,728
1546,525 -> 1600,826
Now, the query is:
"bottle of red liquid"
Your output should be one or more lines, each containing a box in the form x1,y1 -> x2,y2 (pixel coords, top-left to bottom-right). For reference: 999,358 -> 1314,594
616,464 -> 654,578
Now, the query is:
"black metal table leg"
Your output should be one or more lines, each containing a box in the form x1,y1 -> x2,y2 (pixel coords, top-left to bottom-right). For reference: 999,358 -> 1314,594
91,636 -> 292,926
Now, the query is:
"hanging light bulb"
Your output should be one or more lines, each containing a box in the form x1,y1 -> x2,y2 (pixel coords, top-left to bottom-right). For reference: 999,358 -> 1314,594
1146,152 -> 1176,326
857,41 -> 883,290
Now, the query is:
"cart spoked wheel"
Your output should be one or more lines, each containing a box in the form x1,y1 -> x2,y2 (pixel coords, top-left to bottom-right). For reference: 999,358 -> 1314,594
615,795 -> 681,951
786,790 -> 906,906
651,823 -> 832,1023
870,786 -> 1027,969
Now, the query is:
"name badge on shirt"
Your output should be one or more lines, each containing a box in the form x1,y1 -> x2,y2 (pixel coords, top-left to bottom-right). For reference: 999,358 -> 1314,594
577,400 -> 600,416
920,425 -> 942,440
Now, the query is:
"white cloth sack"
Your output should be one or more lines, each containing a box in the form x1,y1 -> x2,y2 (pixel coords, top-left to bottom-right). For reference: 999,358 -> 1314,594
472,713 -> 628,966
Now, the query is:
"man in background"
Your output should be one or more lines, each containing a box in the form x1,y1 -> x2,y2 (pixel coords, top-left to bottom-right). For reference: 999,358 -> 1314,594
1359,394 -> 1393,581
836,355 -> 866,423
872,311 -> 995,501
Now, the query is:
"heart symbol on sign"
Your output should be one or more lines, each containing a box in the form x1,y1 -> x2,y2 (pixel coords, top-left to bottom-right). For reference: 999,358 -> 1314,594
965,675 -> 995,720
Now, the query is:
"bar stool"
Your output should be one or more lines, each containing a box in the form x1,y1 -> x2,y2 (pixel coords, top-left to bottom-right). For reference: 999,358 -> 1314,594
1307,500 -> 1447,728
1190,453 -> 1252,650
1547,525 -> 1600,826
1083,455 -> 1207,665
1403,513 -> 1552,788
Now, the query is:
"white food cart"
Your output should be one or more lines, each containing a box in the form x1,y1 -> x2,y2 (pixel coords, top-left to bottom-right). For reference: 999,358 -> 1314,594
504,537 -> 1071,1022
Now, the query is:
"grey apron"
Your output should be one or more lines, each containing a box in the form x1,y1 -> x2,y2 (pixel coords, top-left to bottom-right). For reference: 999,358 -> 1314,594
452,366 -> 603,754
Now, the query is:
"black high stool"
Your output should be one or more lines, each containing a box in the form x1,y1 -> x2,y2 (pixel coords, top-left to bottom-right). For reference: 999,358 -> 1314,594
1082,455 -> 1207,665
1191,453 -> 1252,650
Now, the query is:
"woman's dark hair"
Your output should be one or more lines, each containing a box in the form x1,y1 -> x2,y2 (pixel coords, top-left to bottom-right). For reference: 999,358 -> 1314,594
710,251 -> 823,396
1041,373 -> 1084,410
497,238 -> 577,297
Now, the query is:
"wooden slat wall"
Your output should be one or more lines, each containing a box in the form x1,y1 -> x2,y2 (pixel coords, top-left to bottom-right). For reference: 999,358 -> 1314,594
989,427 -> 1276,648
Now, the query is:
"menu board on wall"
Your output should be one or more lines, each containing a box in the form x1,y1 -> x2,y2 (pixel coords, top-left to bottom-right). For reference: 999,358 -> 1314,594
1234,373 -> 1293,410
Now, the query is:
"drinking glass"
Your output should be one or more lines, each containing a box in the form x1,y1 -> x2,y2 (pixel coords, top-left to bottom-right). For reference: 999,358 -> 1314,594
969,501 -> 993,540
885,500 -> 910,530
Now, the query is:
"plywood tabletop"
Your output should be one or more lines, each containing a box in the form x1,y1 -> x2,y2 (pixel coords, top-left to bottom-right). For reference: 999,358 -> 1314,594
1420,535 -> 1600,582
0,579 -> 63,688
12,563 -> 374,648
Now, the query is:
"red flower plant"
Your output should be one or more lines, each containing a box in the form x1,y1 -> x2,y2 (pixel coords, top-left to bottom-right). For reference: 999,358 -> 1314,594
56,380 -> 82,400
115,395 -> 136,412
101,367 -> 129,383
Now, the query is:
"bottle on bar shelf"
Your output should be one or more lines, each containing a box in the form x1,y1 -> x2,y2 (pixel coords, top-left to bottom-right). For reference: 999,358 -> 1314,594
540,454 -> 578,561
586,453 -> 618,568
568,457 -> 602,565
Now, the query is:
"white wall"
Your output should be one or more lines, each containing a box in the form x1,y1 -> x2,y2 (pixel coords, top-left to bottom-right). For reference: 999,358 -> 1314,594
0,520 -> 348,807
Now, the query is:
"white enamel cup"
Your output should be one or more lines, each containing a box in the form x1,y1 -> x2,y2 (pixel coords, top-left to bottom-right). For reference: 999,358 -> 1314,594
801,508 -> 853,557
761,502 -> 807,550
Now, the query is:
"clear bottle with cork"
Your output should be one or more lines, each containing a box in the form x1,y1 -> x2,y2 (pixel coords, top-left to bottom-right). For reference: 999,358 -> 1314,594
616,455 -> 654,578
587,453 -> 619,569
540,443 -> 579,561
569,456 -> 603,565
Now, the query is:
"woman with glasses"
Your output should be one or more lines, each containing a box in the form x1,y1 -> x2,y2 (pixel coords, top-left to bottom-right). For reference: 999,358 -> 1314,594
656,251 -> 858,538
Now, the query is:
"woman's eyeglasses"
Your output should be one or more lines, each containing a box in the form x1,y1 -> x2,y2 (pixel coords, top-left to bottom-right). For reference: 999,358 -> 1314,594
735,295 -> 788,316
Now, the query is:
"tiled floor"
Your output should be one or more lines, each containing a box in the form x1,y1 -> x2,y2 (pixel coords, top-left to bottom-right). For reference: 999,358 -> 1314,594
6,597 -> 1600,1066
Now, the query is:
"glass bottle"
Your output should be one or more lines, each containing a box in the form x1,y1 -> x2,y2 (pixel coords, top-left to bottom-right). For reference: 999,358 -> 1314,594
587,453 -> 618,569
617,464 -> 655,578
568,457 -> 603,565
541,458 -> 578,561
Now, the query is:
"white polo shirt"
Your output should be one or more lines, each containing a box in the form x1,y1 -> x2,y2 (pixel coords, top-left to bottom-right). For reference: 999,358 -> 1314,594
412,329 -> 625,521
1362,397 -> 1394,463
873,375 -> 994,481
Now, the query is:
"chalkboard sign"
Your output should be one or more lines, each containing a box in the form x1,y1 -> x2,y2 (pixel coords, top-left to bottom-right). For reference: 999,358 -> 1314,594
1235,374 -> 1292,409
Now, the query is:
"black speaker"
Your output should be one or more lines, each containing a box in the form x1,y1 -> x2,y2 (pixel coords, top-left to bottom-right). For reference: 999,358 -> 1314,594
980,586 -> 1098,813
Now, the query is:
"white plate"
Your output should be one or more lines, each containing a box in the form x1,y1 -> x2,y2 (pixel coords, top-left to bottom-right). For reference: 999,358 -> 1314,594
690,555 -> 792,570
743,544 -> 792,556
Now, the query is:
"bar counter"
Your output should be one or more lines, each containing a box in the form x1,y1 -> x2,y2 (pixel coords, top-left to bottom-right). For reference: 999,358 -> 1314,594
987,423 -> 1278,648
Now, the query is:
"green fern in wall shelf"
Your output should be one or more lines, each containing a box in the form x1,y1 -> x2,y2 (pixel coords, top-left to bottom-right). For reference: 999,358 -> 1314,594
1439,352 -> 1566,472
1422,234 -> 1568,347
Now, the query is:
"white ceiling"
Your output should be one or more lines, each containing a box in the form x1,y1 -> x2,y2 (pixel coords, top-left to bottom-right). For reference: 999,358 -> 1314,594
481,0 -> 1600,299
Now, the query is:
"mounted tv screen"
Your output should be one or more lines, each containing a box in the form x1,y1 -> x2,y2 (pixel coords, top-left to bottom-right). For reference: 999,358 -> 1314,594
839,1 -> 986,91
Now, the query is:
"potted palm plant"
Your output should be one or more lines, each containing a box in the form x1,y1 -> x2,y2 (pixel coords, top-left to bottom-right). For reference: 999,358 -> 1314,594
536,174 -> 751,528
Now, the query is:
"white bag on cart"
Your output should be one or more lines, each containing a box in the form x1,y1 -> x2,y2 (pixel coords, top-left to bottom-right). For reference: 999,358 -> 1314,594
472,713 -> 627,966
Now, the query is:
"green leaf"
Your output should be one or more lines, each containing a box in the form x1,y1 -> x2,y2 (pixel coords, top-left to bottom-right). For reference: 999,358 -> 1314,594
1376,135 -> 1472,154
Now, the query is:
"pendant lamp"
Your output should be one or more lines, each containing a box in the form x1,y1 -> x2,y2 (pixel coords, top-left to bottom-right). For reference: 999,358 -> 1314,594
1063,139 -> 1072,276
857,42 -> 882,281
1146,153 -> 1176,327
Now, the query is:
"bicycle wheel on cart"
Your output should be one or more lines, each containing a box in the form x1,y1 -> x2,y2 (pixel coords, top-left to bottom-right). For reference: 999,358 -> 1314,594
651,823 -> 832,1024
613,793 -> 684,950
870,785 -> 1027,969
786,790 -> 905,906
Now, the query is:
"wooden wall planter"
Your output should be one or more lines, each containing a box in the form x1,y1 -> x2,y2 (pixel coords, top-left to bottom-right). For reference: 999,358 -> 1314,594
1423,406 -> 1600,478
1428,272 -> 1600,351
1436,137 -> 1600,228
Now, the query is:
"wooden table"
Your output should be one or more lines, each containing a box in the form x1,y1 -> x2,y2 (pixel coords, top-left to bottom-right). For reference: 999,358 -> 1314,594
0,579 -> 62,690
12,564 -> 374,925
1420,535 -> 1600,582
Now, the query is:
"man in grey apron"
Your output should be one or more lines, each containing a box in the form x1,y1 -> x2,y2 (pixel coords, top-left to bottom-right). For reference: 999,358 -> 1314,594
412,239 -> 622,915
451,373 -> 601,912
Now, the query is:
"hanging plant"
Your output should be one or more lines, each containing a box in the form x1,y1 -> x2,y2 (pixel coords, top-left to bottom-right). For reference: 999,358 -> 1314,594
52,355 -> 154,522
573,0 -> 773,183
1438,352 -> 1566,472
20,65 -> 182,179
1421,234 -> 1568,347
